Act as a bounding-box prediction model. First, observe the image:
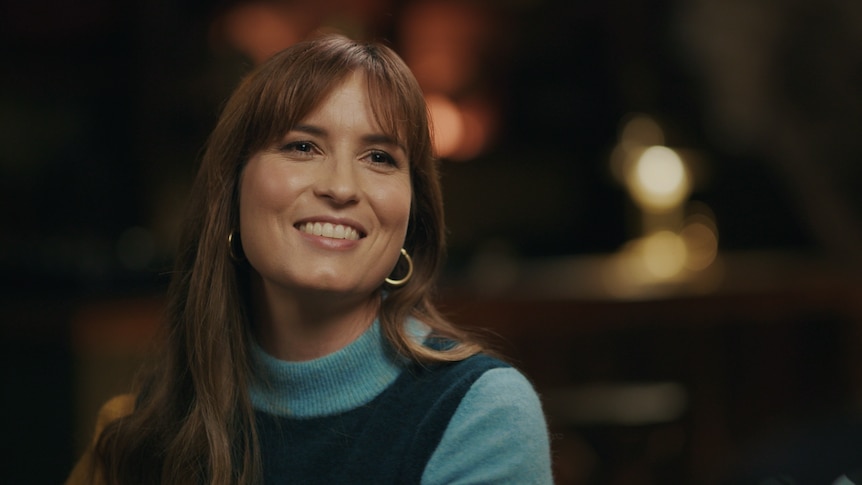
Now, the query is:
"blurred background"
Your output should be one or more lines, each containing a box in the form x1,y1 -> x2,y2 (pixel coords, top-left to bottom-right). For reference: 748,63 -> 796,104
2,0 -> 862,483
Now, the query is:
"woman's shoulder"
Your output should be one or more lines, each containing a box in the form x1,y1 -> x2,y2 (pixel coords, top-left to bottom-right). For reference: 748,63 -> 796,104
454,364 -> 544,422
91,394 -> 136,440
65,394 -> 136,485
423,365 -> 554,484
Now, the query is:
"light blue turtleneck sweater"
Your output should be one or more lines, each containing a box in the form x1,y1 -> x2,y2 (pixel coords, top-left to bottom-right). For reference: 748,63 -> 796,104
249,319 -> 554,484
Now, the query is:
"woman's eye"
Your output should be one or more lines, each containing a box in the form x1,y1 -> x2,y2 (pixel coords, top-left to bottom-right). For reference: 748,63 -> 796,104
369,151 -> 397,166
281,141 -> 314,153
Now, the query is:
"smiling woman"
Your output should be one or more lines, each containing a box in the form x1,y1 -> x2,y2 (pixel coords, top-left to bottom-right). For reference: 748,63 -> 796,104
65,34 -> 553,485
240,71 -> 414,360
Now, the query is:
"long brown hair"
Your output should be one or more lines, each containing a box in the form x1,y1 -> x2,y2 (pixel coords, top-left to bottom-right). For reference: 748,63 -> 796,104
95,34 -> 482,484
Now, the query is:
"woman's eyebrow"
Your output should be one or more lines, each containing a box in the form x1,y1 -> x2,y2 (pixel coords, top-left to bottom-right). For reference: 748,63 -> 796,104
291,124 -> 326,137
362,133 -> 407,154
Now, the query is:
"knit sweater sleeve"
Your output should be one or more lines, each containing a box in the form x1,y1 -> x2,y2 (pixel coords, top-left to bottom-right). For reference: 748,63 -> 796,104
421,367 -> 554,485
65,394 -> 136,485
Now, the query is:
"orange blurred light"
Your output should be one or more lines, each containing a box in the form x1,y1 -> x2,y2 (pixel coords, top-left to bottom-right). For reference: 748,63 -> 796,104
399,0 -> 491,93
398,1 -> 504,161
426,94 -> 465,159
220,1 -> 316,64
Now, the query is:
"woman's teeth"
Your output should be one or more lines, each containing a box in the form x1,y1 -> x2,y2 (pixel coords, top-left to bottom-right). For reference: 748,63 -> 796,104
298,222 -> 360,240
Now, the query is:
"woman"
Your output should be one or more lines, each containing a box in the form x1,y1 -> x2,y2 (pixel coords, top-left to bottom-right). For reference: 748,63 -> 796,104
67,34 -> 552,484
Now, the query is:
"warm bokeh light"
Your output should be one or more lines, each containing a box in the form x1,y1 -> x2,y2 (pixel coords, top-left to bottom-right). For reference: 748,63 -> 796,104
450,98 -> 497,161
219,1 -> 307,64
627,146 -> 691,212
212,0 -> 502,160
604,232 -> 687,296
637,147 -> 684,194
680,216 -> 719,271
641,230 -> 688,279
610,114 -> 664,183
425,94 -> 464,159
603,230 -> 708,298
607,114 -> 719,296
620,114 -> 665,149
399,0 -> 504,161
214,0 -> 398,64
425,92 -> 498,161
399,0 -> 493,94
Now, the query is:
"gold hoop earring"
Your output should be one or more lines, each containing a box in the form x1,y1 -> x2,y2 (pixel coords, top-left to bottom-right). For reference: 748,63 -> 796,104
228,231 -> 245,262
385,248 -> 413,287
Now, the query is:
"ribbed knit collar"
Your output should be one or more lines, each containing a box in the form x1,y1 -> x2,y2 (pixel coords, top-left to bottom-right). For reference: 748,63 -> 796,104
249,319 -> 426,419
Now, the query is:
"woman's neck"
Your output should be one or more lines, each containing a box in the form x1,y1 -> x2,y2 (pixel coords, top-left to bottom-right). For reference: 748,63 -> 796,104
250,276 -> 380,362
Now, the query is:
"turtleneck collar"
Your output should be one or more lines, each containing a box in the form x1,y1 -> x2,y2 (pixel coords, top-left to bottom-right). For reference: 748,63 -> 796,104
249,318 -> 428,418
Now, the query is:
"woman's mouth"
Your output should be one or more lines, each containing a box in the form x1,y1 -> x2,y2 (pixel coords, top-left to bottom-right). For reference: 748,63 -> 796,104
296,222 -> 363,241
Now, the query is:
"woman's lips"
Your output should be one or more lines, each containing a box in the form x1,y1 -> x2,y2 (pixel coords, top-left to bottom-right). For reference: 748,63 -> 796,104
295,221 -> 362,240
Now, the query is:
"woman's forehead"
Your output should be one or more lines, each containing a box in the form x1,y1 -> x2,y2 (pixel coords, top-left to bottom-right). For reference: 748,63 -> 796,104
249,65 -> 418,149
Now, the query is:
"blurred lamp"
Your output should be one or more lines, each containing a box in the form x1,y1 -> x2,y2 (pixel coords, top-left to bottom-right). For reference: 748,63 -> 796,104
627,146 -> 690,212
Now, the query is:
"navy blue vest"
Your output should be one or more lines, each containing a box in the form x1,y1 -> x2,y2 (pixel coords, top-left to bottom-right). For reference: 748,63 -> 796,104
254,347 -> 509,484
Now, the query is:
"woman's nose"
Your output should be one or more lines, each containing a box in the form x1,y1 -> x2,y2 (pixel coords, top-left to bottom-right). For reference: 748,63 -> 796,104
313,158 -> 360,205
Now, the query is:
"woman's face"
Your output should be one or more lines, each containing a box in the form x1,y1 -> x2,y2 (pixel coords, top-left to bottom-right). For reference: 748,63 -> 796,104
239,72 -> 412,302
